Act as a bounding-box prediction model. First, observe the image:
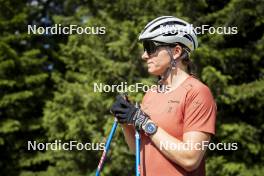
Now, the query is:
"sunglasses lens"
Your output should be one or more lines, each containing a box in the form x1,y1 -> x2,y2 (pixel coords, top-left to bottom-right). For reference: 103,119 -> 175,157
143,41 -> 156,55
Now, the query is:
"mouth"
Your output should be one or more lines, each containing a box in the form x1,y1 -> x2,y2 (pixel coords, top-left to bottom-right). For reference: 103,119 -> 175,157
147,61 -> 153,65
147,63 -> 153,68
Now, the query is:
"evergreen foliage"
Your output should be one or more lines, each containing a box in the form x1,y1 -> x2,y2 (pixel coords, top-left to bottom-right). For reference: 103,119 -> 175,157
0,0 -> 263,175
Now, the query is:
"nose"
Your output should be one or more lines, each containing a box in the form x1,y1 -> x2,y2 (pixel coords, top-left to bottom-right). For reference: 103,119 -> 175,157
141,51 -> 149,61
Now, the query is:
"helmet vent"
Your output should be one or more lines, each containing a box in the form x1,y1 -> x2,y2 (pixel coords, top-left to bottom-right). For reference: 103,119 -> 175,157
165,21 -> 187,26
184,34 -> 196,48
163,32 -> 179,36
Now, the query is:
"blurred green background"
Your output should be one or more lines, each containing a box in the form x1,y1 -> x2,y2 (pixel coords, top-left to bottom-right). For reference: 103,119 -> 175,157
0,0 -> 263,175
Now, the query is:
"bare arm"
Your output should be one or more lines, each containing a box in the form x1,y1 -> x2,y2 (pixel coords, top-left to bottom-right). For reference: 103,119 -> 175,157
148,120 -> 211,172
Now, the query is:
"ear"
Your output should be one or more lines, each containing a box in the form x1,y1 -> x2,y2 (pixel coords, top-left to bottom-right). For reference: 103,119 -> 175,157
172,45 -> 183,60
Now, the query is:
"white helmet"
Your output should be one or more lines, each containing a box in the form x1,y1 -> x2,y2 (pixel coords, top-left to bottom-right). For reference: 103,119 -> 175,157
139,16 -> 198,51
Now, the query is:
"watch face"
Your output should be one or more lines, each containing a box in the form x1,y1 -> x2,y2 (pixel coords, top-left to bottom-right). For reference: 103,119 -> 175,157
145,122 -> 157,135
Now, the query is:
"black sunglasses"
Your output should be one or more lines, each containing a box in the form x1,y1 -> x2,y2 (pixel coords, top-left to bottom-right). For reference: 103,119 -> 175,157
143,41 -> 176,55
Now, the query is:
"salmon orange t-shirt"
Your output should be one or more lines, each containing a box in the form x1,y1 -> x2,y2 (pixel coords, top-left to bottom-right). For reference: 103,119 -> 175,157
140,76 -> 217,176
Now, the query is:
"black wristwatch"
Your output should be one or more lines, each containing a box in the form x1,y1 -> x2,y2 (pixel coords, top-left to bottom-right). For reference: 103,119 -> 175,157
143,120 -> 158,135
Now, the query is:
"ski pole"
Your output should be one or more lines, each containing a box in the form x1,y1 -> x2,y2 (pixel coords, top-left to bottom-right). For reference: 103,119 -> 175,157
95,93 -> 127,176
95,119 -> 118,176
135,130 -> 140,176
135,103 -> 141,176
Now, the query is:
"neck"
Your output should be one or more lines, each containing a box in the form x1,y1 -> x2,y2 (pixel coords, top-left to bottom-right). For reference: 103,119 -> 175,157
162,67 -> 190,90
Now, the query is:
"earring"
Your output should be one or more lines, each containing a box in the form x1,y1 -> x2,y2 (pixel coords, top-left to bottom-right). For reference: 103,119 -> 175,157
171,60 -> 177,69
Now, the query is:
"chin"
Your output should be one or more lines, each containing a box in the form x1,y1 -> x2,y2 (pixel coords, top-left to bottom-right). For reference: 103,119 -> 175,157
148,68 -> 162,76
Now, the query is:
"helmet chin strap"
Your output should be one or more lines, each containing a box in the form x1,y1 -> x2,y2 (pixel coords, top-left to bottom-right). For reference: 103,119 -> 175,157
158,48 -> 177,86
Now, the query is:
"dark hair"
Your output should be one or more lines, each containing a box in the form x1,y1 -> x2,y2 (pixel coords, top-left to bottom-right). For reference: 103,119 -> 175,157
178,45 -> 196,76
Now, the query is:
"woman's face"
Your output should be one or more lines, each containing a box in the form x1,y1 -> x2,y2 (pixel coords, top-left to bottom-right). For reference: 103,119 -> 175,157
141,47 -> 171,76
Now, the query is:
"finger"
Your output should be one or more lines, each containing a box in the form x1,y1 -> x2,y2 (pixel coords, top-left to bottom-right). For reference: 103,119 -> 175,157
119,98 -> 131,107
116,95 -> 125,101
117,113 -> 128,119
115,114 -> 127,123
116,94 -> 130,104
111,107 -> 127,114
110,101 -> 123,110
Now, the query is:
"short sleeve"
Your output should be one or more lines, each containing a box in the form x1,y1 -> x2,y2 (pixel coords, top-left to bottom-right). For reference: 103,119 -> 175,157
183,85 -> 217,135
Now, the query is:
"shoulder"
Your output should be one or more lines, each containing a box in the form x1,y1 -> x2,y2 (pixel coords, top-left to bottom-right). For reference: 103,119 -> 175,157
142,89 -> 153,102
183,77 -> 214,100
